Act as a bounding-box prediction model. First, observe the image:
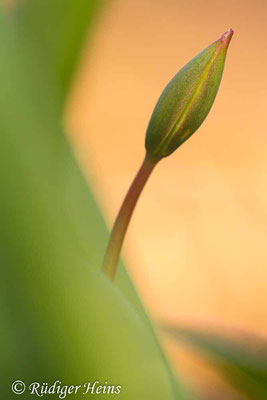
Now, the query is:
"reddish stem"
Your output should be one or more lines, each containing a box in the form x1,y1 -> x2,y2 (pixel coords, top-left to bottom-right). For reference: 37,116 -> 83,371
102,154 -> 158,280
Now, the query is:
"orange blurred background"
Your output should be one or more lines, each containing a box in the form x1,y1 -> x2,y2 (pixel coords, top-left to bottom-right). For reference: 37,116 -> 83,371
67,0 -> 267,396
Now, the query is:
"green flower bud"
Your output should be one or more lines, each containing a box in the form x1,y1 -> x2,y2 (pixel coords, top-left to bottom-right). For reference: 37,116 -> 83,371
145,29 -> 234,159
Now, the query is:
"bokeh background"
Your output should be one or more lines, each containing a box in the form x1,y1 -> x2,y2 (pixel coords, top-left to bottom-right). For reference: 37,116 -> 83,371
66,0 -> 267,396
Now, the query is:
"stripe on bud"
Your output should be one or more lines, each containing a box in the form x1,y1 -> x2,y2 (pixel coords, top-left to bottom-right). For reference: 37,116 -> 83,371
145,29 -> 234,160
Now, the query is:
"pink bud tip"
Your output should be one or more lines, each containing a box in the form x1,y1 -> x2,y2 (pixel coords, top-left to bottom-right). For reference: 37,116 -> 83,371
220,28 -> 234,44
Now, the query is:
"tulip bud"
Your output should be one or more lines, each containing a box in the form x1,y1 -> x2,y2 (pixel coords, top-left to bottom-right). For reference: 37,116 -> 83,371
145,29 -> 234,160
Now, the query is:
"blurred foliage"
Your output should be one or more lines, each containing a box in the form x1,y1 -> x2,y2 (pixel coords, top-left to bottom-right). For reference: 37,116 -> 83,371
0,1 -> 188,399
164,327 -> 267,399
17,0 -> 102,105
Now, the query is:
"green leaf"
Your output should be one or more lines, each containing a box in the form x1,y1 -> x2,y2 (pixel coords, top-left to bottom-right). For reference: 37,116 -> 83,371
17,0 -> 103,104
2,254 -> 178,399
0,6 -> 191,399
164,326 -> 267,399
15,0 -> 150,317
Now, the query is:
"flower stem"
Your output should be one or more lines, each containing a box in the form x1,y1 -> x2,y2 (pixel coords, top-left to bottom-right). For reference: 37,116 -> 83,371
102,153 -> 158,280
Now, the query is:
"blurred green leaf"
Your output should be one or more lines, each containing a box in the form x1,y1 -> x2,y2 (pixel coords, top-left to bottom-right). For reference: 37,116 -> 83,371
164,326 -> 267,399
15,0 -> 152,320
2,252 -> 179,399
13,1 -> 184,373
0,3 -> 191,399
17,0 -> 103,105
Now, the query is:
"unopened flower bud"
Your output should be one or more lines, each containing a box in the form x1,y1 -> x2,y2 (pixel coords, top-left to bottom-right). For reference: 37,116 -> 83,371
145,29 -> 234,159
